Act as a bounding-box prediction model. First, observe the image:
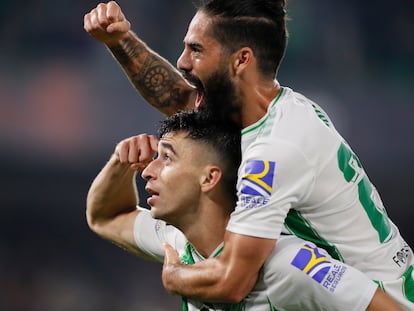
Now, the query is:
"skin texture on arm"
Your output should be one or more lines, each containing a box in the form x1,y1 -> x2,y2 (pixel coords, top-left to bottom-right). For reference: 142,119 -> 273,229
108,32 -> 196,115
162,231 -> 404,310
84,1 -> 196,115
86,134 -> 158,260
162,230 -> 276,303
367,288 -> 403,311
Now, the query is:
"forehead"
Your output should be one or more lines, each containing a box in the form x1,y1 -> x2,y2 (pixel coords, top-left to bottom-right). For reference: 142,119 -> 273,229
184,11 -> 218,46
160,131 -> 208,162
160,131 -> 185,144
160,132 -> 192,152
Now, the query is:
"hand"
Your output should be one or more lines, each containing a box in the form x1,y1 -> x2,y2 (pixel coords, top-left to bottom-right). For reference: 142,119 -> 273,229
162,243 -> 182,294
84,1 -> 131,46
115,134 -> 158,171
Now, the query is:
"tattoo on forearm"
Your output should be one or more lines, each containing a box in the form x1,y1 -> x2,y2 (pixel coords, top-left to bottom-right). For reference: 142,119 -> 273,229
110,38 -> 189,112
134,57 -> 182,108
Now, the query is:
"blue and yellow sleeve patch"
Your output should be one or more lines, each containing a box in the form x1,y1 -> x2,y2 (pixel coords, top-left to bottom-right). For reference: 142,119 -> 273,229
291,244 -> 331,283
291,243 -> 348,293
241,160 -> 275,197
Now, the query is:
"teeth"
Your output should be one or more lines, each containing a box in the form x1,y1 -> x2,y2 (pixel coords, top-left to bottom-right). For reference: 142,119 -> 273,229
195,92 -> 203,108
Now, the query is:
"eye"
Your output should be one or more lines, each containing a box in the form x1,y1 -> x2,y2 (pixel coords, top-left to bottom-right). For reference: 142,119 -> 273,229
189,43 -> 202,54
160,151 -> 172,162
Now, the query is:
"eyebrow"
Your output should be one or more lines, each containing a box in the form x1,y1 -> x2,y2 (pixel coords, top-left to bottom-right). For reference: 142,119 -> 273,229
159,141 -> 178,156
187,41 -> 204,51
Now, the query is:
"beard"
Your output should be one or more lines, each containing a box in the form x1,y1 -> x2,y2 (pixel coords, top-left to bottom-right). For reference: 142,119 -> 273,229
198,69 -> 243,130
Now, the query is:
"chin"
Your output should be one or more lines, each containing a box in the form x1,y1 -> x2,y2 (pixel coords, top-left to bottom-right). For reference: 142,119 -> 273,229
149,208 -> 166,222
149,208 -> 159,219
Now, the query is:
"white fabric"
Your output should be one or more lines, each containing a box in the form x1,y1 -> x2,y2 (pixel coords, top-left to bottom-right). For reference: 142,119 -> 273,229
134,208 -> 377,310
226,87 -> 414,309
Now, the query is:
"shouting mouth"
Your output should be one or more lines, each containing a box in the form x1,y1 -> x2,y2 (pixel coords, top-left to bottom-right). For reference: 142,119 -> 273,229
181,71 -> 204,109
195,90 -> 204,108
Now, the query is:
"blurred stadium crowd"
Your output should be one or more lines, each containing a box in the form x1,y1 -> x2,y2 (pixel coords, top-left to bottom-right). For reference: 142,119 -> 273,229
0,0 -> 412,310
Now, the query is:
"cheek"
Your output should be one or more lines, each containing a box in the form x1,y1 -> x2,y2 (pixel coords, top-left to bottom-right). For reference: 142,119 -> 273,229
193,58 -> 210,76
167,173 -> 200,201
162,168 -> 195,190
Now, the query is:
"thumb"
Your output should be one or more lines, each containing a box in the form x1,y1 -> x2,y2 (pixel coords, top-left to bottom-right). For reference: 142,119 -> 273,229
106,20 -> 131,34
162,243 -> 180,292
163,243 -> 179,265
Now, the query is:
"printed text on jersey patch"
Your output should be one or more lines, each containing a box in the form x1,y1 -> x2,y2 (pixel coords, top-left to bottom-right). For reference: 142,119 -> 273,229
291,244 -> 347,293
240,160 -> 275,209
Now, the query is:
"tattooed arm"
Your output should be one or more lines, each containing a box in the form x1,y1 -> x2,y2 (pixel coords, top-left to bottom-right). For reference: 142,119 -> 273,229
84,1 -> 196,115
108,33 -> 196,115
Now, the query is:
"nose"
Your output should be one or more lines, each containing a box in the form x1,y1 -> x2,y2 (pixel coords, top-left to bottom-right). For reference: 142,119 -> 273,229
141,159 -> 158,181
177,48 -> 191,72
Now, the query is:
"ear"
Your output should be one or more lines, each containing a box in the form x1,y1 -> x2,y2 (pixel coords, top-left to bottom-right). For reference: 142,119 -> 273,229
200,165 -> 222,193
232,47 -> 253,75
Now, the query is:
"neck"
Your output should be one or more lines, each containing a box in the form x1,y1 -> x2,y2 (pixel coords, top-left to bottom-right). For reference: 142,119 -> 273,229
240,78 -> 281,128
177,199 -> 231,258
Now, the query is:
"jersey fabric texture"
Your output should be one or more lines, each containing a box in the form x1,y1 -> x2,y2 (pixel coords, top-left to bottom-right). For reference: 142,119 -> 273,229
134,208 -> 377,311
226,86 -> 414,310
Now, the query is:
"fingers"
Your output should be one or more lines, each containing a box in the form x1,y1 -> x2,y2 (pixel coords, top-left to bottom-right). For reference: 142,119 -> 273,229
149,135 -> 159,153
162,243 -> 181,292
115,134 -> 159,168
84,1 -> 130,42
106,20 -> 131,34
105,1 -> 130,33
163,243 -> 180,266
99,1 -> 118,26
133,134 -> 158,163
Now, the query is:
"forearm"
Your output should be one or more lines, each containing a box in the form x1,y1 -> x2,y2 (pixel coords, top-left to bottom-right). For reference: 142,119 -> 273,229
162,233 -> 273,303
163,257 -> 250,303
86,154 -> 138,231
107,31 -> 196,115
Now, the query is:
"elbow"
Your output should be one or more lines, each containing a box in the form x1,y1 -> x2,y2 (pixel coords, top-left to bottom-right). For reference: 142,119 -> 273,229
85,199 -> 103,235
85,209 -> 95,231
217,282 -> 250,304
85,210 -> 108,239
85,209 -> 99,234
220,292 -> 246,304
85,199 -> 95,230
212,271 -> 254,303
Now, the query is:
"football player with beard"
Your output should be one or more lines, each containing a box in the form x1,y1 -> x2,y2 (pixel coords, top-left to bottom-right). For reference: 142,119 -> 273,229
84,1 -> 413,309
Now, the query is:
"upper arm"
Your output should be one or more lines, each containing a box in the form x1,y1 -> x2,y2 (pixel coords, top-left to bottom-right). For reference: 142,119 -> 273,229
228,139 -> 314,239
94,208 -> 158,261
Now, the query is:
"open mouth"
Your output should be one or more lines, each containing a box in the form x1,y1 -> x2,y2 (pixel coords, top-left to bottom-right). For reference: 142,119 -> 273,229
181,72 -> 204,108
195,90 -> 204,108
145,186 -> 159,206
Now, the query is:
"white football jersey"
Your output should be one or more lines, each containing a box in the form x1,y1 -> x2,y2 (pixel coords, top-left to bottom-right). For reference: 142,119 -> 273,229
134,208 -> 377,311
227,87 -> 414,309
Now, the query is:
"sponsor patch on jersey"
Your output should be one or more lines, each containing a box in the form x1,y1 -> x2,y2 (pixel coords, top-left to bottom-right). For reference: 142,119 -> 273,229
240,160 -> 275,197
291,244 -> 347,293
154,220 -> 162,233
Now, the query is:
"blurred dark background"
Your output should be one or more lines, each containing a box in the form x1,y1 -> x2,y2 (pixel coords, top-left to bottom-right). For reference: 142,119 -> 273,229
0,0 -> 413,310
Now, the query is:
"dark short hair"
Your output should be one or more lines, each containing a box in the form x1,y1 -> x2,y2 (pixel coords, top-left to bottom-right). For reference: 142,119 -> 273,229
198,0 -> 288,79
158,110 -> 241,203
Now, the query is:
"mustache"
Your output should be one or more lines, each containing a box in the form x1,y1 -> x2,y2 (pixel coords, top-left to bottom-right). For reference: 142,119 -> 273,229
180,70 -> 203,90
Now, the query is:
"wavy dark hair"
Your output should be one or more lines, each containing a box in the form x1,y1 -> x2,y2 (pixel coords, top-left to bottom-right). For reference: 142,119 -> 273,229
197,0 -> 288,79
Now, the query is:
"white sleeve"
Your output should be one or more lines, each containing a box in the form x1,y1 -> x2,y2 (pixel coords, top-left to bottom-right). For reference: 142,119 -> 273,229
133,207 -> 186,262
261,235 -> 377,311
227,138 -> 315,239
